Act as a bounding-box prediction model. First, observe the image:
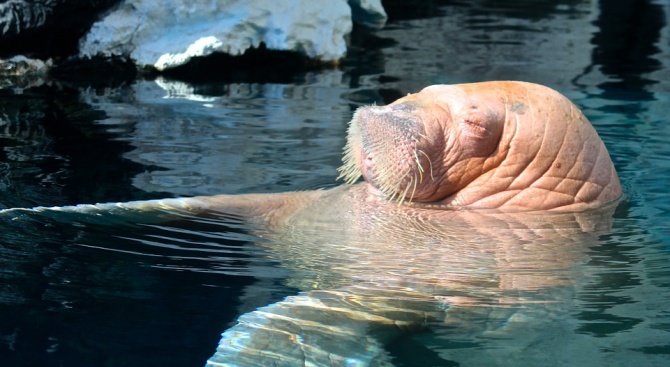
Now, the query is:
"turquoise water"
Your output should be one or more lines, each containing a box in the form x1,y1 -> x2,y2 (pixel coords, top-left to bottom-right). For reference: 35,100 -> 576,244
1,1 -> 670,366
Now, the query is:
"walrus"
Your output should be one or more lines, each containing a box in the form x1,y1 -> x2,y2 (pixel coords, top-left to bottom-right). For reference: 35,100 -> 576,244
0,81 -> 622,366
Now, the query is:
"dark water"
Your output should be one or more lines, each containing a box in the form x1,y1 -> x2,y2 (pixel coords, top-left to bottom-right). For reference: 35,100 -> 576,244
1,1 -> 670,366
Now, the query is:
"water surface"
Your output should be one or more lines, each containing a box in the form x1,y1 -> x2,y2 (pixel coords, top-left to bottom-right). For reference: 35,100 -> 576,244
1,1 -> 670,366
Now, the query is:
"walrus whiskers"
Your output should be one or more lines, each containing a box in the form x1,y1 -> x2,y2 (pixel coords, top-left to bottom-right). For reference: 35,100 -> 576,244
397,181 -> 411,204
409,172 -> 419,202
337,148 -> 361,184
383,163 -> 415,204
414,150 -> 425,184
392,169 -> 414,205
337,121 -> 364,184
418,150 -> 435,181
337,146 -> 362,184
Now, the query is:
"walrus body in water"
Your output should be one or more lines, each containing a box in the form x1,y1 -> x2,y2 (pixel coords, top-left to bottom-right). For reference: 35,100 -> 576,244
1,81 -> 622,366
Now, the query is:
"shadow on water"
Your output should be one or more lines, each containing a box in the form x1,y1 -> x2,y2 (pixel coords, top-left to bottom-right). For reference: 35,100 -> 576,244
0,86 -> 169,208
0,207 -> 295,367
574,0 -> 666,101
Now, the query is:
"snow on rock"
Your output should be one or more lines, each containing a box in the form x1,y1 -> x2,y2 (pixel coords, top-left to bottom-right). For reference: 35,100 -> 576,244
79,0 -> 387,71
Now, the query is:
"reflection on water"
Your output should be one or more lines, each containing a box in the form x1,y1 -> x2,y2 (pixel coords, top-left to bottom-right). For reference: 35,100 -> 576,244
0,0 -> 669,366
81,72 -> 355,197
203,191 -> 620,366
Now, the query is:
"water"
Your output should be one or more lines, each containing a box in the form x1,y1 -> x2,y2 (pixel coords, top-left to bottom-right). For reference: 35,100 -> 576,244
1,0 -> 670,366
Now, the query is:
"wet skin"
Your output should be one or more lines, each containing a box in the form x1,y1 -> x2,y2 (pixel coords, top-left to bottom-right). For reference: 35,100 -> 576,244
0,81 -> 623,366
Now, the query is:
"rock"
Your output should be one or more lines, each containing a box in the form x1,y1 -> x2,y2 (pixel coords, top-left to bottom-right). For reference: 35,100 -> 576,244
0,0 -> 56,39
79,0 -> 387,71
0,0 -> 121,58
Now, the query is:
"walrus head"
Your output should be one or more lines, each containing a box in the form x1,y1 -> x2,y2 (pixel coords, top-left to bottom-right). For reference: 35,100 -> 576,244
338,81 -> 622,210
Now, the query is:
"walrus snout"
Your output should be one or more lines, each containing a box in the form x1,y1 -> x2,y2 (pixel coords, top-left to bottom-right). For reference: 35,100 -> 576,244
339,103 -> 436,203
